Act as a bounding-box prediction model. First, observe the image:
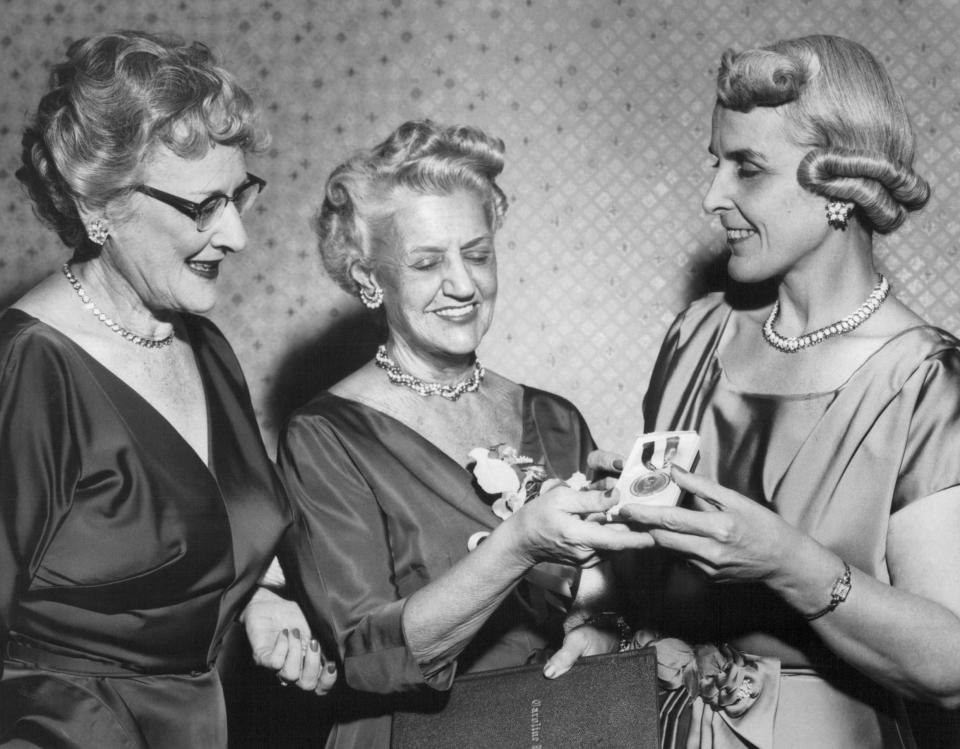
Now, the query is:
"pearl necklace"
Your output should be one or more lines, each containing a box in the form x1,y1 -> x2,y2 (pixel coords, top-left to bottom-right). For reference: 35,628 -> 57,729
762,274 -> 890,354
375,345 -> 484,400
62,263 -> 174,349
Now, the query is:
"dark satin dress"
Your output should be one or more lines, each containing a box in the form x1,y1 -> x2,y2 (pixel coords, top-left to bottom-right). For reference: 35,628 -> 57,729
275,388 -> 595,749
641,293 -> 960,748
0,309 -> 290,749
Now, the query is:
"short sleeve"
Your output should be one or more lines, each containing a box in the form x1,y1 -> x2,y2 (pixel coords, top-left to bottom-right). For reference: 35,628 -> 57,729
892,347 -> 960,511
0,323 -> 81,667
276,412 -> 454,694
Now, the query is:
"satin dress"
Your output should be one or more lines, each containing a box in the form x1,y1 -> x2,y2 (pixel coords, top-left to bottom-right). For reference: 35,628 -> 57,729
0,309 -> 290,749
275,388 -> 595,749
641,293 -> 960,748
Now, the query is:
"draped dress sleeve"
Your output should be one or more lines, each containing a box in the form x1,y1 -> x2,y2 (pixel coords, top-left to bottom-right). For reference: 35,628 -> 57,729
0,321 -> 81,678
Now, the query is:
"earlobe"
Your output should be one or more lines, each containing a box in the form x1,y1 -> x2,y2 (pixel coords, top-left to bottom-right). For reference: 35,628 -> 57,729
85,218 -> 110,246
349,263 -> 384,310
74,199 -> 111,245
825,200 -> 855,231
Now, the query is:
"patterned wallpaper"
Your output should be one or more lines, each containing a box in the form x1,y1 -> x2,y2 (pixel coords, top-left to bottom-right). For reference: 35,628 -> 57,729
2,0 -> 959,454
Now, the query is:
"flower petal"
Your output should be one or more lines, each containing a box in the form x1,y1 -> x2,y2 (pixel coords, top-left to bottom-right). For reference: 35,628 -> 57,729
472,456 -> 521,494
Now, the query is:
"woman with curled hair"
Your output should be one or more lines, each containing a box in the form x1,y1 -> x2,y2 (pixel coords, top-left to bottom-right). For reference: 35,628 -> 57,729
264,120 -> 651,749
1,30 -> 334,748
589,35 -> 960,747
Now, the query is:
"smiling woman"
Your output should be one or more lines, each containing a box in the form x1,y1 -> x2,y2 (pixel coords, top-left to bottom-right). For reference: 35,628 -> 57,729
607,35 -> 960,749
254,120 -> 654,749
0,30 -> 335,749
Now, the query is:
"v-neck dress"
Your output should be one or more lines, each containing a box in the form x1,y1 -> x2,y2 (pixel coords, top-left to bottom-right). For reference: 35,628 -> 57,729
641,292 -> 960,748
0,309 -> 290,749
275,389 -> 595,749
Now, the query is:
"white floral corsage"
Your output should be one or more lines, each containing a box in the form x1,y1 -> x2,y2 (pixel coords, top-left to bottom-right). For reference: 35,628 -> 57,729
466,444 -> 589,552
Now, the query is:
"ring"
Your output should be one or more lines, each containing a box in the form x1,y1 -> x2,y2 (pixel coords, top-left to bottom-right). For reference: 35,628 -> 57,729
277,673 -> 293,687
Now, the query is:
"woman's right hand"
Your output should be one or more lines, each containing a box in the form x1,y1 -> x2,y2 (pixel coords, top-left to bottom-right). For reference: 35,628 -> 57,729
503,484 -> 653,567
241,587 -> 338,695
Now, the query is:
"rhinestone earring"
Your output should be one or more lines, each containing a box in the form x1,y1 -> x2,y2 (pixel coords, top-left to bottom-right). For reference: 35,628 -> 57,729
359,284 -> 383,309
825,201 -> 854,231
86,218 -> 110,245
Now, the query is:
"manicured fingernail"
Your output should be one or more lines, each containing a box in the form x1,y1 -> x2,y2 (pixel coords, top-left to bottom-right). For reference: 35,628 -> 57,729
282,629 -> 289,637
613,459 -> 623,471
543,664 -> 556,679
326,662 -> 337,673
292,628 -> 301,639
310,639 -> 319,652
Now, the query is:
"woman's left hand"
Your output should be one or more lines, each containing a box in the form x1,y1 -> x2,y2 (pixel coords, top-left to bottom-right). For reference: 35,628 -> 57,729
241,587 -> 338,695
542,624 -> 620,679
616,465 -> 809,583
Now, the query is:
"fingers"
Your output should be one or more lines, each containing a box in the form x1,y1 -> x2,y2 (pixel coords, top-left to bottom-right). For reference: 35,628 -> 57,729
277,628 -> 308,684
587,449 -> 624,475
258,628 -> 290,670
543,626 -> 618,679
576,522 -> 656,552
540,486 -> 618,515
543,640 -> 584,679
273,631 -> 339,695
316,657 -> 338,696
670,465 -> 739,510
295,636 -> 322,691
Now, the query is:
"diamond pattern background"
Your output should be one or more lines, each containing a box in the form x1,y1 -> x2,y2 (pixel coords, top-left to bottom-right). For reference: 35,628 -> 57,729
1,0 -> 958,453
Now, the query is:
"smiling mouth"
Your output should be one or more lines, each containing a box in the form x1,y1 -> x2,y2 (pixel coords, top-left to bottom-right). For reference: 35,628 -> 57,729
434,303 -> 478,320
725,228 -> 757,244
187,259 -> 221,279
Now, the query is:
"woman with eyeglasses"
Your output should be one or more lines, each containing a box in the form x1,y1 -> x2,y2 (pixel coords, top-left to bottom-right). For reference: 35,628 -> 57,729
0,30 -> 334,748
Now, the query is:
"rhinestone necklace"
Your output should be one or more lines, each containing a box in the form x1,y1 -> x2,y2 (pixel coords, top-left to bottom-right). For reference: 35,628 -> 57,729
62,263 -> 174,349
762,274 -> 890,354
375,344 -> 484,400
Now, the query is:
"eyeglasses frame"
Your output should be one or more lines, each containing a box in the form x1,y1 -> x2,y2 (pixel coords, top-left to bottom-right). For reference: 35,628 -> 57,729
134,173 -> 267,231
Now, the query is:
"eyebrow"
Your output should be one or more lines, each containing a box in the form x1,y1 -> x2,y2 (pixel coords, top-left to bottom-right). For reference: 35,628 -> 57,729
407,234 -> 493,253
708,145 -> 768,163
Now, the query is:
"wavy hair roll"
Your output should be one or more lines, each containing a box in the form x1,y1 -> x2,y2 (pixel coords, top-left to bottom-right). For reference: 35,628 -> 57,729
716,35 -> 929,234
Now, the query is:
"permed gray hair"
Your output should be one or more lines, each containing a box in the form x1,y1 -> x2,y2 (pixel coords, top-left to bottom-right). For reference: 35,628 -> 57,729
315,120 -> 508,294
17,29 -> 268,258
716,34 -> 929,234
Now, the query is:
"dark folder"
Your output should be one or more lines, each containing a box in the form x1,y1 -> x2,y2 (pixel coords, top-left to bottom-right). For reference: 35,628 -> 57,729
391,646 -> 660,748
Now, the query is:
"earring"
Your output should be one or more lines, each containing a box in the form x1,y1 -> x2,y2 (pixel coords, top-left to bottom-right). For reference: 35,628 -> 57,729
359,284 -> 383,309
825,201 -> 854,231
86,218 -> 109,245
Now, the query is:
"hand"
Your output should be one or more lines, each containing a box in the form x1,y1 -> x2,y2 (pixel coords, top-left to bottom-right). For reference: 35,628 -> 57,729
504,485 -> 654,568
241,587 -> 338,695
542,624 -> 620,679
616,465 -> 808,584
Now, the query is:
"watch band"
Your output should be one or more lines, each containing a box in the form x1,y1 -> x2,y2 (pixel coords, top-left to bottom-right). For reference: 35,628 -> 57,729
803,561 -> 852,621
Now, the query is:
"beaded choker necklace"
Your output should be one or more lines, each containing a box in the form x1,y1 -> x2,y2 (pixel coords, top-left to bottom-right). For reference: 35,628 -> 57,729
62,263 -> 174,349
762,274 -> 890,354
374,344 -> 484,401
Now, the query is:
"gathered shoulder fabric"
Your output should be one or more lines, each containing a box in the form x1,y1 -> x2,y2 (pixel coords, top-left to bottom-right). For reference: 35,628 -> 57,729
641,292 -> 960,748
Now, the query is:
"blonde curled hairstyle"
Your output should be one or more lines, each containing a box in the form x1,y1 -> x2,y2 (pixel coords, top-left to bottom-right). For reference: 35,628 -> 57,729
315,120 -> 508,294
716,35 -> 929,234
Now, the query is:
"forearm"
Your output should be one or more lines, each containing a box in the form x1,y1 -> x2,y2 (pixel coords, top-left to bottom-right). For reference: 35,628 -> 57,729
402,520 -> 532,669
771,540 -> 960,707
